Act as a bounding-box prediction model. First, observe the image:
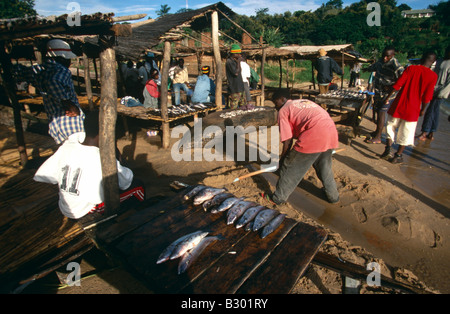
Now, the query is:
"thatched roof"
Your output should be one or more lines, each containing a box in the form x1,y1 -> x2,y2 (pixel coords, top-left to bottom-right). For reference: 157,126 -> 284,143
0,12 -> 115,41
245,44 -> 371,63
112,2 -> 235,60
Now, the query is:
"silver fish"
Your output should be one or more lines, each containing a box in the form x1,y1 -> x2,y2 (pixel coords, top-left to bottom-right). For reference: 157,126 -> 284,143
226,201 -> 257,225
202,192 -> 233,211
183,185 -> 206,200
169,231 -> 210,260
177,235 -> 222,274
193,187 -> 227,206
260,214 -> 286,239
252,209 -> 279,231
157,230 -> 207,264
244,221 -> 254,232
212,196 -> 244,213
235,205 -> 265,229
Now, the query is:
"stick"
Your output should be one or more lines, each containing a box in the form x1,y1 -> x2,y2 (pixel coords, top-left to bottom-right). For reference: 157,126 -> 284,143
232,165 -> 277,183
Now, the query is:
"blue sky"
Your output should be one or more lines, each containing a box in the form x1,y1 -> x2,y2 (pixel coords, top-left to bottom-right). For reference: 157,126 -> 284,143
34,0 -> 441,18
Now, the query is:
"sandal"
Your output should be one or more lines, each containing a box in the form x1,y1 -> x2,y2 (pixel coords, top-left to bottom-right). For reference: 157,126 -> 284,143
260,192 -> 277,206
365,138 -> 382,144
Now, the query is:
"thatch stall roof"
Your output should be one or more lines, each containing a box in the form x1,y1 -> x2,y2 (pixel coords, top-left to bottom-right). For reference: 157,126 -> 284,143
111,2 -> 235,61
0,13 -> 116,41
245,44 -> 371,63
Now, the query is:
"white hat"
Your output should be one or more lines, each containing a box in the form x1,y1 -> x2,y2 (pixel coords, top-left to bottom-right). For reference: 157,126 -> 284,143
46,39 -> 77,59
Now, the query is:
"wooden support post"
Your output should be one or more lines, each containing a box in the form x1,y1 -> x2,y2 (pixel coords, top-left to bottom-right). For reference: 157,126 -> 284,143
278,58 -> 282,88
160,41 -> 171,149
341,52 -> 344,90
93,57 -> 99,91
311,61 -> 316,90
261,47 -> 266,105
0,42 -> 28,166
82,50 -> 94,110
286,59 -> 289,88
98,35 -> 120,215
211,11 -> 223,110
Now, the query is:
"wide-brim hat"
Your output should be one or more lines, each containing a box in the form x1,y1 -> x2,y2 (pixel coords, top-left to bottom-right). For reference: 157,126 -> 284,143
46,39 -> 77,59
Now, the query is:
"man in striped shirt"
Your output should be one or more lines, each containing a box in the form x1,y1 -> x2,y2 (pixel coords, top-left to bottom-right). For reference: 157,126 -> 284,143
15,39 -> 84,144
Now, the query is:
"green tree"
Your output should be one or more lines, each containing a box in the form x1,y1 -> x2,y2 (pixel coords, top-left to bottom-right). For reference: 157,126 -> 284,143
156,4 -> 171,18
0,0 -> 36,19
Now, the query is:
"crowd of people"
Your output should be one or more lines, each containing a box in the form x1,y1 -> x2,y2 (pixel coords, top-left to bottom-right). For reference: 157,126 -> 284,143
12,37 -> 449,221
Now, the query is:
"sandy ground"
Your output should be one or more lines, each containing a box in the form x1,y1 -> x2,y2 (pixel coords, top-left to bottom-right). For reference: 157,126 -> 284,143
6,100 -> 449,294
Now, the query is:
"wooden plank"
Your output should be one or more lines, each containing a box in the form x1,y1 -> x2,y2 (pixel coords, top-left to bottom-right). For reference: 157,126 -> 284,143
236,222 -> 327,294
178,218 -> 298,294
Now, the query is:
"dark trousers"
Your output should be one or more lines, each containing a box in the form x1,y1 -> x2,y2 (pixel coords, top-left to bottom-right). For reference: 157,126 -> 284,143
421,97 -> 443,133
272,149 -> 339,204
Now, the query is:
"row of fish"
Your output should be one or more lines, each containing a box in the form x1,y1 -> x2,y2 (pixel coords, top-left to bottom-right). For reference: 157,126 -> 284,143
156,230 -> 222,274
320,89 -> 369,100
148,103 -> 216,118
219,107 -> 266,119
184,185 -> 286,239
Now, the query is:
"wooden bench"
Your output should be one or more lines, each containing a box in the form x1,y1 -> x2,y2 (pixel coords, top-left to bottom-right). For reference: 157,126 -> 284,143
92,188 -> 327,294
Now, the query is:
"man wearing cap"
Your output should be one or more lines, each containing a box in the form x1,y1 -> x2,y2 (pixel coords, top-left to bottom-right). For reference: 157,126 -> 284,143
192,66 -> 216,104
314,48 -> 343,94
144,52 -> 160,85
226,44 -> 246,109
14,39 -> 84,144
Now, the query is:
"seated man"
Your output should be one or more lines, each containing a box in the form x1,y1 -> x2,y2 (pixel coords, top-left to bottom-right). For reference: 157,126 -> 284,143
191,66 -> 216,104
48,100 -> 85,145
34,110 -> 145,220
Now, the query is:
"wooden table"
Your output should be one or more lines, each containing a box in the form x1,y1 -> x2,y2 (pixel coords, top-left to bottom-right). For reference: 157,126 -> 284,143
94,187 -> 328,294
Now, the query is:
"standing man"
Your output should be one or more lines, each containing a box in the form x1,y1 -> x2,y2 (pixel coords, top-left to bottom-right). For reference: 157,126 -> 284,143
172,58 -> 192,106
364,46 -> 404,144
381,51 -> 438,163
14,39 -> 84,144
226,44 -> 246,109
418,46 -> 450,141
192,66 -> 216,104
315,48 -> 343,94
144,52 -> 160,85
262,90 -> 340,205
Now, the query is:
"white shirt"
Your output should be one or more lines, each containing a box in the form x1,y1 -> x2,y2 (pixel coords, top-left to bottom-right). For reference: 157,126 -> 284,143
240,61 -> 251,83
34,138 -> 133,219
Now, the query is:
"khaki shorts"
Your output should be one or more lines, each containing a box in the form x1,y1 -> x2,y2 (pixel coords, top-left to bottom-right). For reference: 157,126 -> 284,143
386,116 -> 417,146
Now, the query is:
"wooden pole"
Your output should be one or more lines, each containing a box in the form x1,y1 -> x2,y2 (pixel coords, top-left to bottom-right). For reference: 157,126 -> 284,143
261,47 -> 266,105
211,11 -> 223,110
311,61 -> 316,90
0,42 -> 28,166
160,41 -> 171,149
98,35 -> 120,215
82,50 -> 94,110
341,52 -> 344,90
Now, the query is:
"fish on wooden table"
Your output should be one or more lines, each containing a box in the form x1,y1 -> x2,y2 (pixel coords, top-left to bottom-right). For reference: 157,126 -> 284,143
260,214 -> 286,239
235,205 -> 265,229
252,209 -> 279,231
193,187 -> 227,206
226,201 -> 257,225
177,235 -> 222,274
183,185 -> 206,201
202,192 -> 234,211
211,196 -> 244,213
156,230 -> 208,264
169,231 -> 210,260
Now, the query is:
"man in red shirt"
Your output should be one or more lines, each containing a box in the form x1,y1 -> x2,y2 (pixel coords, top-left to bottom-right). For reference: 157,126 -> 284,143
380,51 -> 438,163
262,90 -> 340,205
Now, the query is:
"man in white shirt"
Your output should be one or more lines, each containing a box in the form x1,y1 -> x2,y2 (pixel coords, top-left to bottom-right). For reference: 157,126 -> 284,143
240,55 -> 253,108
34,111 -> 145,220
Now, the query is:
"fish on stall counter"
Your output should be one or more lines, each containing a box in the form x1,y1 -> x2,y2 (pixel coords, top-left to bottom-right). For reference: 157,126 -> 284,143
235,205 -> 265,229
156,230 -> 209,264
202,192 -> 234,211
252,209 -> 279,232
226,201 -> 258,225
260,214 -> 286,239
183,185 -> 206,201
177,235 -> 222,274
193,187 -> 227,206
211,196 -> 244,213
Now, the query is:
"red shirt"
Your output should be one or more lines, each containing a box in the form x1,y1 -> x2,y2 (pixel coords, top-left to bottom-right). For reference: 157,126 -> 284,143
278,99 -> 338,154
388,65 -> 437,122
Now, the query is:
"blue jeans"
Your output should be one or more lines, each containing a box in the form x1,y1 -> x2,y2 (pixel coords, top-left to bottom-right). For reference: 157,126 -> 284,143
272,149 -> 339,204
421,97 -> 443,133
173,83 -> 192,106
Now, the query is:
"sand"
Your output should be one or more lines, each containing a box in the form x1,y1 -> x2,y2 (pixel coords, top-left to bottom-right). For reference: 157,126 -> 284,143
3,101 -> 449,294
